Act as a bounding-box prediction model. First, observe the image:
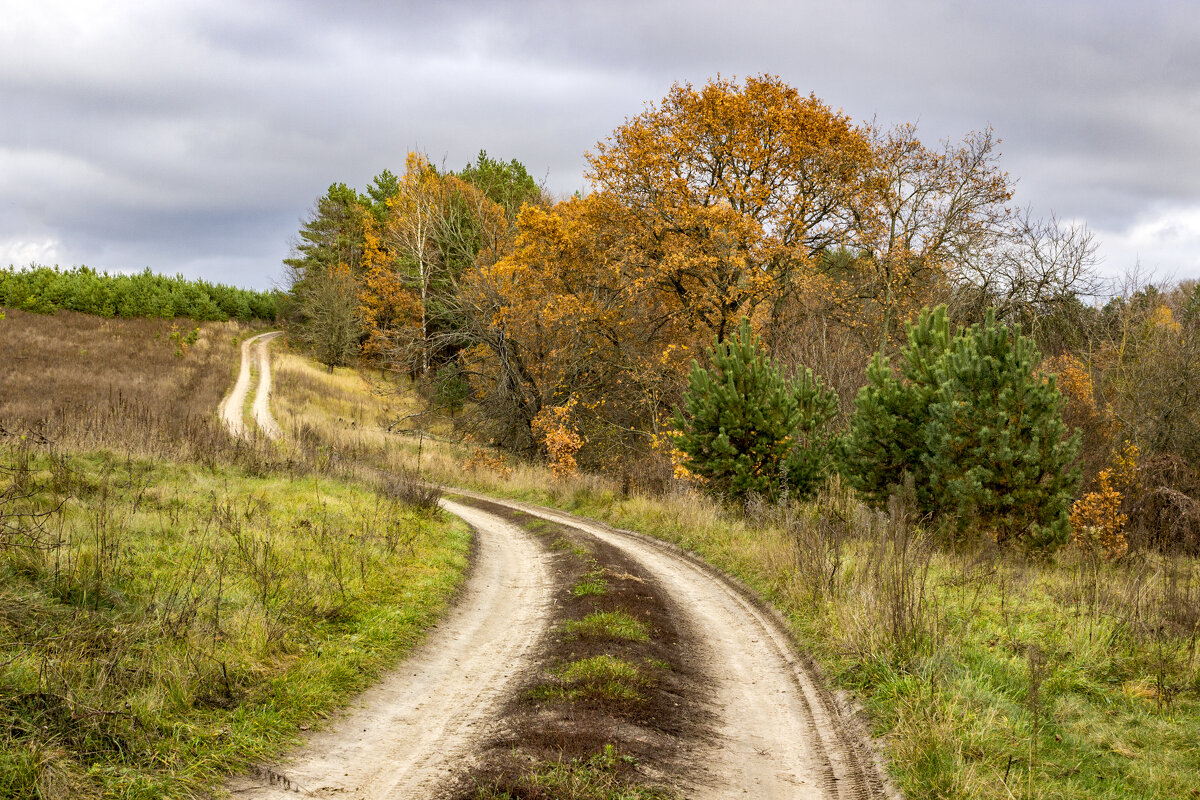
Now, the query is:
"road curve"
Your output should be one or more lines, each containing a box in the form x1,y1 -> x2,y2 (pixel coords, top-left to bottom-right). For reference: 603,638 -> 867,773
219,331 -> 281,440
448,489 -> 895,800
226,499 -> 555,798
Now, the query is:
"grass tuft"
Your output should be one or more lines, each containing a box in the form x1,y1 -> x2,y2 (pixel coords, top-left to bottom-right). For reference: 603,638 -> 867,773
561,611 -> 650,643
571,565 -> 609,597
532,655 -> 648,704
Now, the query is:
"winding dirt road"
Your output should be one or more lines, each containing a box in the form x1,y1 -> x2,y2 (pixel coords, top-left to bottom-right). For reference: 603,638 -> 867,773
221,341 -> 894,798
219,331 -> 281,440
448,490 -> 893,800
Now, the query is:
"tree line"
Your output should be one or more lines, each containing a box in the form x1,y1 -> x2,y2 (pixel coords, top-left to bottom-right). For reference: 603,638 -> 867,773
283,74 -> 1200,554
0,265 -> 279,322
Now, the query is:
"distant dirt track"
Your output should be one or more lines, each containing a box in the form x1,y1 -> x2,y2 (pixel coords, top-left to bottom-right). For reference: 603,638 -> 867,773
219,331 -> 281,440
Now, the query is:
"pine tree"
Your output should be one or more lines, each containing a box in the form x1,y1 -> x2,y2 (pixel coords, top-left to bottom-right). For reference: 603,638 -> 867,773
841,306 -> 950,510
924,309 -> 1081,548
674,319 -> 837,503
784,366 -> 840,499
841,305 -> 1081,550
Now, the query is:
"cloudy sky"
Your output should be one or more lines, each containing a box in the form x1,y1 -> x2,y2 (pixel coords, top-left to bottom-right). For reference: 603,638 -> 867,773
3,0 -> 1199,290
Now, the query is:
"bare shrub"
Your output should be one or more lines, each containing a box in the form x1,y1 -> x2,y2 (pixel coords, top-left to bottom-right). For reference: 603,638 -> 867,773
843,485 -> 936,662
380,470 -> 442,514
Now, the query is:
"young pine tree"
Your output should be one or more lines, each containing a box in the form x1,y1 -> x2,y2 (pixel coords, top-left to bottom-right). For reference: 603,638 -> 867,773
841,306 -> 951,510
674,319 -> 837,503
842,306 -> 1080,550
924,309 -> 1081,548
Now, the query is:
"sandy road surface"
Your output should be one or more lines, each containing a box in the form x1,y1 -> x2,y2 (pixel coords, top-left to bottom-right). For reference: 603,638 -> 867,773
251,333 -> 283,438
219,331 -> 281,439
226,499 -> 555,798
448,490 -> 893,800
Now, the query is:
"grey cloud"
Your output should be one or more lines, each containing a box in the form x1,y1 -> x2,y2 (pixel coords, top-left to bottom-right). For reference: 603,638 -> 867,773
2,0 -> 1199,286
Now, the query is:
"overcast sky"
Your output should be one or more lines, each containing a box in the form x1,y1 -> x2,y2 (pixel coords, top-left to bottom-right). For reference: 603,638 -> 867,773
3,0 -> 1199,290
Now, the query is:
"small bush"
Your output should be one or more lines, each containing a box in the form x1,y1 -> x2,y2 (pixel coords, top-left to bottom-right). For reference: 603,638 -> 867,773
673,318 -> 838,504
842,306 -> 1080,550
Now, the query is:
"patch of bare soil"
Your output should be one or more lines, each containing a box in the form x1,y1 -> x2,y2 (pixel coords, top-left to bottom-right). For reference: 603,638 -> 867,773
437,498 -> 713,800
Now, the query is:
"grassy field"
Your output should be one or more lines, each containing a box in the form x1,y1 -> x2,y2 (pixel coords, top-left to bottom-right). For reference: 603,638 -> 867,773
270,347 -> 1200,800
0,311 -> 469,799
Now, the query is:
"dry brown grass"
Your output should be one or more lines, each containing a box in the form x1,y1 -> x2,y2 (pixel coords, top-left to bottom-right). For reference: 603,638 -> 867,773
0,307 -> 260,462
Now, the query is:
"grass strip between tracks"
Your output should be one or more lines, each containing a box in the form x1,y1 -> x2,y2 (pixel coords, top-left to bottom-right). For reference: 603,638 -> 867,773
440,498 -> 708,800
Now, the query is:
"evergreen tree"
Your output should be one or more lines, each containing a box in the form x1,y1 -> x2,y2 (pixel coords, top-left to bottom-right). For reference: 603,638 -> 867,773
284,183 -> 369,285
841,306 -> 950,510
841,305 -> 1081,549
457,150 -> 541,221
784,366 -> 840,499
365,169 -> 400,225
674,319 -> 837,503
924,309 -> 1080,548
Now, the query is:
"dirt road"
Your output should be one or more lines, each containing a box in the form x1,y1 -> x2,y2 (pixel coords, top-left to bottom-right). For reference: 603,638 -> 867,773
226,494 -> 891,799
227,499 -> 555,798
219,331 -> 281,439
222,341 -> 892,798
449,491 -> 893,800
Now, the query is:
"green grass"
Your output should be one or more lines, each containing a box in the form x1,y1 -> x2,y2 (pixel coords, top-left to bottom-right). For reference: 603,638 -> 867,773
562,611 -> 650,643
471,744 -> 675,800
571,566 -> 609,597
0,449 -> 469,799
532,656 -> 648,704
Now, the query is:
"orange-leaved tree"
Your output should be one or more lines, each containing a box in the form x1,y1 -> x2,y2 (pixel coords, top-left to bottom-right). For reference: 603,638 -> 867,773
465,192 -> 691,458
586,74 -> 874,344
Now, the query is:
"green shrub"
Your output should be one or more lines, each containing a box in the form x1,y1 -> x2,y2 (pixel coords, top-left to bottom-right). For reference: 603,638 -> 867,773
842,306 -> 1080,549
673,318 -> 838,503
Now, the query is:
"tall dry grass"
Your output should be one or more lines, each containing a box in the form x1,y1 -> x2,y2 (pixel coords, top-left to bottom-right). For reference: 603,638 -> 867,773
0,308 -> 260,463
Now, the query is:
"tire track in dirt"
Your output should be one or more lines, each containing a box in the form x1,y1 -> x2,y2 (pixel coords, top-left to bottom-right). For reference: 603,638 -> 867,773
219,331 -> 280,439
226,499 -> 555,798
251,332 -> 283,439
446,489 -> 896,800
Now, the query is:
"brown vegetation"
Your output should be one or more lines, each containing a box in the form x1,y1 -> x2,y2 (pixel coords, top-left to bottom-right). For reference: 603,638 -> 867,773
0,307 -> 252,461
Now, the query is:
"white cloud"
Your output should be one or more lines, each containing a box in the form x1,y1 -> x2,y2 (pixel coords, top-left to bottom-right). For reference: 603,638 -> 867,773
0,237 -> 63,267
1093,205 -> 1200,282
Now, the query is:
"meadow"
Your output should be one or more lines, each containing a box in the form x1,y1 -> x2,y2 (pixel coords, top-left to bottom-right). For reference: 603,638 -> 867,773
0,310 -> 467,799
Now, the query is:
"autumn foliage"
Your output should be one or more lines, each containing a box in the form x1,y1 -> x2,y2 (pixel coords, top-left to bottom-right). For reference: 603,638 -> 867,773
1070,443 -> 1138,560
281,74 -> 1200,553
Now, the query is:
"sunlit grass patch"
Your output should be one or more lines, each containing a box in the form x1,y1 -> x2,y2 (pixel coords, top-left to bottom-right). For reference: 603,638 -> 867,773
571,566 -> 609,597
